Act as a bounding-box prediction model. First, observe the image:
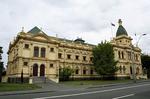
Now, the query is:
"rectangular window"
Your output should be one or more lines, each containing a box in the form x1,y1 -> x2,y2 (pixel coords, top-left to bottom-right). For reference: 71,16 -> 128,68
34,47 -> 39,57
83,56 -> 86,61
49,64 -> 53,68
90,57 -> 93,62
24,62 -> 28,66
58,53 -> 62,59
24,44 -> 29,49
75,55 -> 79,60
67,54 -> 71,59
128,52 -> 131,60
41,48 -> 46,58
50,48 -> 54,52
118,51 -> 121,59
122,52 -> 124,59
135,54 -> 138,61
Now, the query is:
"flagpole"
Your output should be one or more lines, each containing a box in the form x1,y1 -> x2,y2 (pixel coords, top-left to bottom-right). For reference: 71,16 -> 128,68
111,23 -> 113,40
110,22 -> 115,40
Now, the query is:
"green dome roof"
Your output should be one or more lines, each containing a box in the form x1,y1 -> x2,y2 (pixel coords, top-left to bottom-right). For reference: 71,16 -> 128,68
116,19 -> 128,37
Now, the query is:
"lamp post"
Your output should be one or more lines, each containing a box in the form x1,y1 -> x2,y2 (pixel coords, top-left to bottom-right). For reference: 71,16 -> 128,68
131,33 -> 147,83
136,34 -> 147,47
131,45 -> 136,83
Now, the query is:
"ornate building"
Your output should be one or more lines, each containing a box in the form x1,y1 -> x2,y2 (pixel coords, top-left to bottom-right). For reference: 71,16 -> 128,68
6,19 -> 143,83
111,19 -> 142,79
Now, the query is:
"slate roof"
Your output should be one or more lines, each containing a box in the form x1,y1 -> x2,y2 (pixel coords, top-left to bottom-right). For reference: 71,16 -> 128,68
27,26 -> 42,34
116,19 -> 128,37
27,26 -> 95,46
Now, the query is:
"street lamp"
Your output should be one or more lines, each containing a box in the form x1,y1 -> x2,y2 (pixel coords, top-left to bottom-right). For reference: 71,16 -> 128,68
136,34 -> 147,47
131,33 -> 147,83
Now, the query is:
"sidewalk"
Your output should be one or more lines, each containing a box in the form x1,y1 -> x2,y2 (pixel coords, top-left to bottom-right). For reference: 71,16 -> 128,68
0,79 -> 149,96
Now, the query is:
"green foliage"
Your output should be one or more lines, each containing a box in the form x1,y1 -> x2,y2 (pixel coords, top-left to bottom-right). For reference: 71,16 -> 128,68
0,83 -> 40,92
59,67 -> 74,81
0,62 -> 3,72
141,54 -> 150,78
0,62 -> 4,82
92,41 -> 118,77
141,54 -> 150,69
0,47 -> 3,53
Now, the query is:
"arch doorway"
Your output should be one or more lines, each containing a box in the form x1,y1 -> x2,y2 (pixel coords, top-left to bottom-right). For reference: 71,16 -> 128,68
40,64 -> 45,76
33,64 -> 38,76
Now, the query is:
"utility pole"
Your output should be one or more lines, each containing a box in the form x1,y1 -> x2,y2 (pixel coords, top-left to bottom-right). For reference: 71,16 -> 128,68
131,45 -> 136,83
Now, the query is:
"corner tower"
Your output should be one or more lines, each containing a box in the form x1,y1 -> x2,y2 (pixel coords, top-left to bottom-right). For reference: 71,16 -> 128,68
113,19 -> 132,46
111,19 -> 143,80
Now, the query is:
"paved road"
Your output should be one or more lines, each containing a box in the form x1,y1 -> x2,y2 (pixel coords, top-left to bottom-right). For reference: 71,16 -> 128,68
1,81 -> 150,99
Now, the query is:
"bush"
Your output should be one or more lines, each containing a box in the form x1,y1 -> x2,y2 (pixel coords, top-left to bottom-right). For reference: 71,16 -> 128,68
59,67 -> 74,81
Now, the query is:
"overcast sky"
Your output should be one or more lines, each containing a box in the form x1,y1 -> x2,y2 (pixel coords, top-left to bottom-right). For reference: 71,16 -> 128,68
0,0 -> 150,66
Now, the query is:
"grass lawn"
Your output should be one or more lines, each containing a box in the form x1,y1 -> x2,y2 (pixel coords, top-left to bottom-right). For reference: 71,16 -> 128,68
60,79 -> 132,86
0,83 -> 41,92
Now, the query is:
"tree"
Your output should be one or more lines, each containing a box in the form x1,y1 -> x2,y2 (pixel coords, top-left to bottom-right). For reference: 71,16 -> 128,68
0,46 -> 3,82
141,54 -> 150,78
92,41 -> 118,79
0,62 -> 4,82
59,67 -> 74,81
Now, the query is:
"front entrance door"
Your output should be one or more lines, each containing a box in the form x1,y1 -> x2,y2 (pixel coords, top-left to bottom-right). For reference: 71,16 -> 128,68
40,64 -> 45,76
33,64 -> 38,76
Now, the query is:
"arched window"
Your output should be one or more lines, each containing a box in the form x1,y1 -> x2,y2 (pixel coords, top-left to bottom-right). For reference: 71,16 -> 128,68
83,67 -> 86,75
123,66 -> 126,74
119,66 -> 122,73
130,66 -> 132,74
41,47 -> 46,58
33,64 -> 38,76
34,47 -> 39,57
136,67 -> 140,75
75,67 -> 79,74
40,64 -> 45,76
90,69 -> 93,75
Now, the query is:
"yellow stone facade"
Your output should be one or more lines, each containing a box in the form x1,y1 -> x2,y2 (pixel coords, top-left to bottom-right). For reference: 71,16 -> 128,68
6,20 -> 143,83
6,29 -> 97,83
111,35 -> 142,79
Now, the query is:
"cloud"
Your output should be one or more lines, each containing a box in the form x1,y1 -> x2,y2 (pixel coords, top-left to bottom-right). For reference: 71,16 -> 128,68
0,0 -> 150,66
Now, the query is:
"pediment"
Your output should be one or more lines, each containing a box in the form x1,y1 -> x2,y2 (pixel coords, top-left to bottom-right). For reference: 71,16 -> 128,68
32,33 -> 49,41
33,36 -> 48,40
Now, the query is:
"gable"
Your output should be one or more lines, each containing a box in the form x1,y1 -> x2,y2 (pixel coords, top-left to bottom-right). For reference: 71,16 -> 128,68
33,36 -> 48,41
32,34 -> 50,41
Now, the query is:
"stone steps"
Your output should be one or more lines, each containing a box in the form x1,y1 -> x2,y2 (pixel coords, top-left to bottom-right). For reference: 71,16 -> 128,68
32,77 -> 56,84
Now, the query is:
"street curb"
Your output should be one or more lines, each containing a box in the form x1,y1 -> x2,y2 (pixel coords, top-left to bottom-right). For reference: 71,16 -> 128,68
87,82 -> 133,89
0,90 -> 55,96
87,80 -> 150,89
